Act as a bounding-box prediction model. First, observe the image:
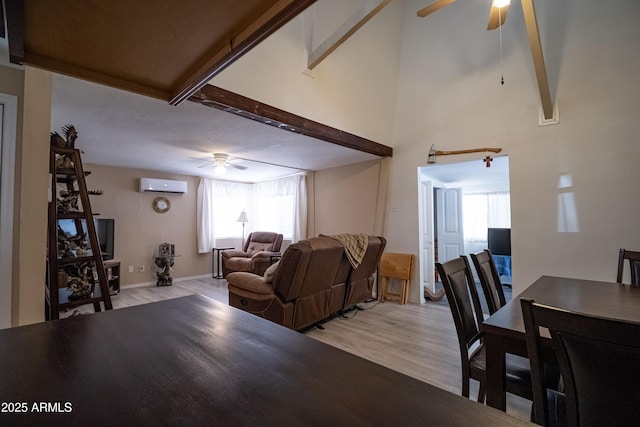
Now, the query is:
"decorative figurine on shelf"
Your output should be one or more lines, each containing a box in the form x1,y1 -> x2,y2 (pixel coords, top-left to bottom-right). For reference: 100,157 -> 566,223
159,243 -> 175,257
58,240 -> 73,259
51,124 -> 81,169
64,262 -> 94,300
54,153 -> 74,169
61,124 -> 78,148
75,240 -> 89,257
57,190 -> 79,213
50,131 -> 66,148
57,226 -> 86,258
50,124 -> 78,149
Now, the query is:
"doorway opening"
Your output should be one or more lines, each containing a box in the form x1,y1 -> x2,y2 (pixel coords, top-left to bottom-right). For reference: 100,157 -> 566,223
417,156 -> 511,303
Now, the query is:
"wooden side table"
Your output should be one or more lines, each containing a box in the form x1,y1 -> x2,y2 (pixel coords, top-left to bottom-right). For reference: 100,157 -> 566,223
212,247 -> 233,278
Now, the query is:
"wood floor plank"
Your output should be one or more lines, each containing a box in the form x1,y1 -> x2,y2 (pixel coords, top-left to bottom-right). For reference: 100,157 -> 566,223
60,277 -> 531,421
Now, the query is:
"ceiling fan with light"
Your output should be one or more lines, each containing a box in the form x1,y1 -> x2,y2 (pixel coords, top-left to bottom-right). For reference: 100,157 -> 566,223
191,152 -> 310,176
193,153 -> 248,175
416,0 -> 556,122
417,0 -> 511,30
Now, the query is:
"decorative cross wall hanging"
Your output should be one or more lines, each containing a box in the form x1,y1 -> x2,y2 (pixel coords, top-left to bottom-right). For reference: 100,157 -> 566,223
427,144 -> 502,167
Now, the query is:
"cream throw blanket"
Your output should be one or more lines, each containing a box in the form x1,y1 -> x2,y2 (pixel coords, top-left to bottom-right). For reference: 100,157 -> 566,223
325,234 -> 368,269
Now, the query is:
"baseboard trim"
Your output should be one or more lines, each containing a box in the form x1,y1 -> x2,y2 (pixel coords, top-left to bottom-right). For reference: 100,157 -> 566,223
121,274 -> 213,290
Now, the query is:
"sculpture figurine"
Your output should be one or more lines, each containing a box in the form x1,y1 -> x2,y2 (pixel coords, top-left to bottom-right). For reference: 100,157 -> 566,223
155,256 -> 174,287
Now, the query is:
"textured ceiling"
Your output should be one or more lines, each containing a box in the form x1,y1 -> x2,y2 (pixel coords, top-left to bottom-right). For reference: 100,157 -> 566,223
50,74 -> 380,183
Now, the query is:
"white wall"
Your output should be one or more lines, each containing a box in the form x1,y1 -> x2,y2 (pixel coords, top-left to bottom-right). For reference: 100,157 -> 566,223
389,0 -> 640,298
211,0 -> 406,145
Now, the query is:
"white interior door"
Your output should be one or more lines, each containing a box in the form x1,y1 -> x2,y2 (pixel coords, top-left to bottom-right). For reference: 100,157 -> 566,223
0,93 -> 18,329
436,188 -> 464,264
418,180 -> 434,299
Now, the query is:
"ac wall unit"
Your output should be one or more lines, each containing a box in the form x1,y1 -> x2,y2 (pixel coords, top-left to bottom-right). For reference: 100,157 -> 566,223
139,178 -> 187,194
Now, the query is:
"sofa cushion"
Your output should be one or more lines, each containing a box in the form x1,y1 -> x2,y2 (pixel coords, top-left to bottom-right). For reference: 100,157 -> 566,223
246,241 -> 274,255
263,261 -> 280,283
227,272 -> 274,296
224,257 -> 253,272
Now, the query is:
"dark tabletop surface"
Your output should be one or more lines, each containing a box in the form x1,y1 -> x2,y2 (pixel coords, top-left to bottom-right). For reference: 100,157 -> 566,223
484,275 -> 640,337
0,294 -> 532,426
483,275 -> 640,410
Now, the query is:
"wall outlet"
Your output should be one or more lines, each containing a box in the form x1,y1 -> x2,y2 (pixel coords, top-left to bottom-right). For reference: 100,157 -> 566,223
139,264 -> 145,273
128,265 -> 134,273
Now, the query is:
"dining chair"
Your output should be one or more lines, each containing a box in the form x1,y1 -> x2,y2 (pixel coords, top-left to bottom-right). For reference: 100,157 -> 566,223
616,248 -> 640,286
521,298 -> 640,427
470,249 -> 507,315
436,256 -> 533,403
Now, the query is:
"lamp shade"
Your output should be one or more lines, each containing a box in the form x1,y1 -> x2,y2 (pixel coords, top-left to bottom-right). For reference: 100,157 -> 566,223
236,210 -> 248,223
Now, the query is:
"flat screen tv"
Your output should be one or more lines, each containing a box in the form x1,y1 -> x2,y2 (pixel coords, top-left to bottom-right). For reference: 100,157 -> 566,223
488,228 -> 511,256
95,218 -> 115,260
58,218 -> 115,260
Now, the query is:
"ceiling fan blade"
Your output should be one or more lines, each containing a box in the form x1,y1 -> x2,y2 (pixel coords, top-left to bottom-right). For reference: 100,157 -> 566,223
189,155 -> 213,161
417,0 -> 455,18
487,4 -> 508,30
227,164 -> 248,170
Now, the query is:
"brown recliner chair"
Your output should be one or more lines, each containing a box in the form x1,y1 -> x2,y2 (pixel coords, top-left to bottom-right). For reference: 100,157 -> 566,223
227,235 -> 386,331
221,231 -> 283,277
342,236 -> 386,309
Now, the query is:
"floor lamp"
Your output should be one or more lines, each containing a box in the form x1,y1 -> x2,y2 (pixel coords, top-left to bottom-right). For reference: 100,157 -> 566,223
237,210 -> 249,248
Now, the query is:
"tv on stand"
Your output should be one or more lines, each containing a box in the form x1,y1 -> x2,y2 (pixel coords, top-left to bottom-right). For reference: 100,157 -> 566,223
95,218 -> 115,261
488,228 -> 511,256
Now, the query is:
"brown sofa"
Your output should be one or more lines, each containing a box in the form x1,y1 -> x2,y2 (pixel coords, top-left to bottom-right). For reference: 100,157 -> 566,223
227,235 -> 386,331
221,231 -> 283,277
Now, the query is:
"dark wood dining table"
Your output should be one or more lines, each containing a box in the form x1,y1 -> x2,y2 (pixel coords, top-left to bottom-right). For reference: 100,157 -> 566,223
0,294 -> 531,426
483,275 -> 640,411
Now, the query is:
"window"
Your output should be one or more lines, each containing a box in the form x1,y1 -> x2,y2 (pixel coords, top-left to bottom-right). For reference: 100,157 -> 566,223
255,195 -> 294,239
210,181 -> 252,239
197,175 -> 307,253
462,192 -> 511,242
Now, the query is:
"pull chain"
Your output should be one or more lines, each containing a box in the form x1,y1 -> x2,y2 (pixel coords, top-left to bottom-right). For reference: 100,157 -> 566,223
499,7 -> 504,85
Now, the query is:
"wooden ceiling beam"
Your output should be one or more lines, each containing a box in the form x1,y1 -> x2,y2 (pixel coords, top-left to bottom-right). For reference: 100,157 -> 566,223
521,0 -> 554,120
189,85 -> 393,158
4,0 -> 24,64
307,0 -> 391,70
170,0 -> 316,105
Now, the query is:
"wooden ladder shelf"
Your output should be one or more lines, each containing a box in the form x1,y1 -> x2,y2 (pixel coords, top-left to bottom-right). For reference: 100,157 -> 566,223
46,145 -> 113,320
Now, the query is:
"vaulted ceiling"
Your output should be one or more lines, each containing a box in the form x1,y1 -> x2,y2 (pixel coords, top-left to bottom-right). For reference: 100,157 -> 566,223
4,0 -> 392,182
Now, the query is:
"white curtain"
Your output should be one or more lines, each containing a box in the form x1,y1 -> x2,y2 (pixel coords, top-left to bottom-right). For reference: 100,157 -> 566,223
197,179 -> 215,253
292,174 -> 307,242
487,192 -> 511,228
197,174 -> 308,252
253,174 -> 307,242
462,192 -> 511,242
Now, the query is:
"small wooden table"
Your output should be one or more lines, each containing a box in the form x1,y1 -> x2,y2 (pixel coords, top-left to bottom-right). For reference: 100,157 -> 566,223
483,275 -> 640,411
0,295 -> 531,425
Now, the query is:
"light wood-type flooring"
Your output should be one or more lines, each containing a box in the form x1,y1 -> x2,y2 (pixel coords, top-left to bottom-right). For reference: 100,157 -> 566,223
63,276 -> 531,422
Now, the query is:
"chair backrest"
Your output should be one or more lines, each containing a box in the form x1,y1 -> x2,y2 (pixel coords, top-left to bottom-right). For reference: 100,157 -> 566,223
436,257 -> 485,355
342,236 -> 387,309
273,236 -> 344,302
243,231 -> 283,254
470,249 -> 507,315
521,298 -> 640,427
617,248 -> 640,285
